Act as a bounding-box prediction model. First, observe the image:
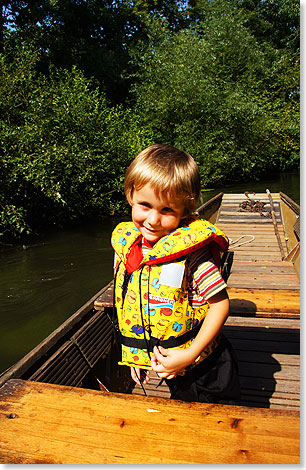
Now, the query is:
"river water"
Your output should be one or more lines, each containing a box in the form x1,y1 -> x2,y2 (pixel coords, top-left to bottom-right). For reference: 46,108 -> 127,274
0,172 -> 300,373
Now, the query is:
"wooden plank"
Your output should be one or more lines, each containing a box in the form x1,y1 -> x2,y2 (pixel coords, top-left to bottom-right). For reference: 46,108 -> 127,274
228,242 -> 283,248
228,261 -> 290,267
230,249 -> 283,256
218,218 -> 278,224
0,380 -> 300,464
227,273 -> 298,284
222,227 -> 286,234
93,282 -> 114,309
229,255 -> 285,261
229,337 -> 298,355
228,260 -> 295,267
239,376 -> 299,395
222,193 -> 280,200
228,288 -> 300,311
225,315 -> 300,329
230,246 -> 283,252
225,339 -> 299,358
229,264 -> 296,273
237,362 -> 299,381
229,246 -> 286,253
224,216 -> 280,223
221,202 -> 278,207
241,390 -> 300,403
135,378 -> 300,403
219,220 -> 282,225
222,232 -> 285,239
133,376 -> 171,398
235,350 -> 300,367
220,210 -> 280,217
225,230 -> 285,236
96,284 -> 302,316
227,279 -> 299,291
240,394 -> 299,410
229,246 -> 287,253
264,190 -> 285,260
224,327 -> 299,345
228,274 -> 298,287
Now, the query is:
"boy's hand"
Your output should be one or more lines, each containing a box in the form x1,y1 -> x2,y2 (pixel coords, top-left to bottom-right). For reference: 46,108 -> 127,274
131,367 -> 150,385
151,290 -> 230,380
151,346 -> 193,379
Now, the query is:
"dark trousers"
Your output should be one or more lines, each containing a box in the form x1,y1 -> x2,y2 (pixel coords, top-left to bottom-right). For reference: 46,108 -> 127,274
165,335 -> 241,405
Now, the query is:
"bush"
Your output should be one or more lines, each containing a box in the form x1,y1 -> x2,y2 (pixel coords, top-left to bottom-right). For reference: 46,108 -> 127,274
0,43 -> 153,240
131,6 -> 299,186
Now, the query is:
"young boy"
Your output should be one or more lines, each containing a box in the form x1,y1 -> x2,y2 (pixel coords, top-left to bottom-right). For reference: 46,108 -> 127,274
111,144 -> 240,404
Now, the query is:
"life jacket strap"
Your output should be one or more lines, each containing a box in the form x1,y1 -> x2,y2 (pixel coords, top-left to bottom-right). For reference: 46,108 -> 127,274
119,319 -> 203,352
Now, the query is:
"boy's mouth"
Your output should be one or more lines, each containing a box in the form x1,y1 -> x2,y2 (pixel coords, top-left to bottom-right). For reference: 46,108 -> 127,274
143,226 -> 160,233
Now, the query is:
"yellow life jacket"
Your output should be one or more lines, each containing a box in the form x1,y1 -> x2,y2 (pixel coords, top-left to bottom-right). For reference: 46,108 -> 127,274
111,218 -> 228,370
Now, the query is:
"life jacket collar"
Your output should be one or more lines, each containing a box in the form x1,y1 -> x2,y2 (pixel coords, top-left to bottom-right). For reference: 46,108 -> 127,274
111,218 -> 229,270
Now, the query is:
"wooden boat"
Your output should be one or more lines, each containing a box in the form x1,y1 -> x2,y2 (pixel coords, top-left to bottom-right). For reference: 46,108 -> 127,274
0,191 -> 300,408
0,191 -> 300,465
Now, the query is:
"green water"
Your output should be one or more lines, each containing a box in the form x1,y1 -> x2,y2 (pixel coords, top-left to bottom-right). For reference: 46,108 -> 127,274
201,171 -> 300,205
0,172 -> 300,373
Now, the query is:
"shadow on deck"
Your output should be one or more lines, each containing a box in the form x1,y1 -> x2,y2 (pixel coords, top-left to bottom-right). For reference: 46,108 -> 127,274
223,321 -> 299,409
130,320 -> 299,410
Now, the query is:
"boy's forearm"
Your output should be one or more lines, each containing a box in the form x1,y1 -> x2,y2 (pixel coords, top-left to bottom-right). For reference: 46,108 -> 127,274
186,293 -> 229,364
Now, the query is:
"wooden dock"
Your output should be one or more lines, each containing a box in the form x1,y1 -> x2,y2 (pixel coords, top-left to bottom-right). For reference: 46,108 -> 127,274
132,193 -> 300,410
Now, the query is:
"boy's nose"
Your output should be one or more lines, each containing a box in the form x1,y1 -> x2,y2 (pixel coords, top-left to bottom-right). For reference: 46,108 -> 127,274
147,210 -> 160,226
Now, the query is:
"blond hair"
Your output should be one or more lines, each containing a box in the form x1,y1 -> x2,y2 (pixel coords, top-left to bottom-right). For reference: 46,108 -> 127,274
124,144 -> 201,216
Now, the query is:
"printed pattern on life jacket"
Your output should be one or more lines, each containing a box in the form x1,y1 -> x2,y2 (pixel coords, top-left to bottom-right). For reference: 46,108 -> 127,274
111,218 -> 229,370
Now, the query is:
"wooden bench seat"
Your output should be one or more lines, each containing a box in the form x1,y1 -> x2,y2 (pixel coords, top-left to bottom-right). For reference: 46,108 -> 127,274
0,379 -> 299,464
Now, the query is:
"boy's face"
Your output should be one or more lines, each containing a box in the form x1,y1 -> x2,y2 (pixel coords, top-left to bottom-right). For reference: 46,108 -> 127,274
131,183 -> 185,245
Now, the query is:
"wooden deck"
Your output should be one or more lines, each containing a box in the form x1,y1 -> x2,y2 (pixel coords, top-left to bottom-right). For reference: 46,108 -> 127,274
219,193 -> 299,291
0,379 -> 299,464
128,193 -> 300,410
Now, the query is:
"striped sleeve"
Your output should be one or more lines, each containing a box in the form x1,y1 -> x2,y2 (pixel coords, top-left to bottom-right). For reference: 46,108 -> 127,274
188,245 -> 227,306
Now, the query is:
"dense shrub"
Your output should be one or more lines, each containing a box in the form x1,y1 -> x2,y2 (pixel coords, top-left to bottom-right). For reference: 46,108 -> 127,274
0,0 -> 299,240
131,5 -> 299,186
0,44 -> 152,239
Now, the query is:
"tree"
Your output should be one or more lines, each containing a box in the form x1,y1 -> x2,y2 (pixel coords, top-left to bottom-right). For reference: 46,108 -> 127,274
131,0 -> 299,185
0,42 -> 152,239
0,0 -> 190,104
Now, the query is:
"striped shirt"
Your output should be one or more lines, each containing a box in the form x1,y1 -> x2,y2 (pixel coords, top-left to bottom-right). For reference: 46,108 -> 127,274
187,246 -> 227,307
141,238 -> 226,307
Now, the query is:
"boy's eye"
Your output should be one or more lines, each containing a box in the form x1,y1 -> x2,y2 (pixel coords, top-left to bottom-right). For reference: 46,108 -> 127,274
162,207 -> 174,213
139,202 -> 151,208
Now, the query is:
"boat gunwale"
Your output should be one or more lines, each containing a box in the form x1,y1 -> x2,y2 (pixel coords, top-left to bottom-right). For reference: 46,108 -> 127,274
280,192 -> 300,215
196,191 -> 223,214
0,283 -> 111,388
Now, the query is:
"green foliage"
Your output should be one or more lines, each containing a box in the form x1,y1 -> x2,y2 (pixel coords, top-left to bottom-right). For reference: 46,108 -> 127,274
131,1 -> 299,186
0,0 -> 300,240
0,204 -> 31,238
0,43 -> 152,240
1,0 -> 189,104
